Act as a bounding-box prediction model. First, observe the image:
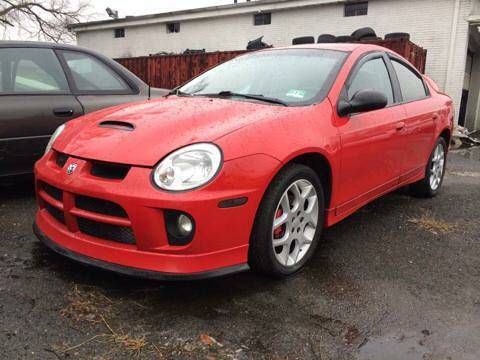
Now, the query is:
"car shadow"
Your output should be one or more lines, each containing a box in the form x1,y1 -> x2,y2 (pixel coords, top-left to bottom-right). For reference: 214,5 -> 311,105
0,175 -> 35,199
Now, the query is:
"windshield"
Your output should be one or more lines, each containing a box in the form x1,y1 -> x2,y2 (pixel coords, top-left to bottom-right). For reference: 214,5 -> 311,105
179,49 -> 348,106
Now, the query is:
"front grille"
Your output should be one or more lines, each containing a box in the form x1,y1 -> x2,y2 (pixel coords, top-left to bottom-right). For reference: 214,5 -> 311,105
77,218 -> 135,244
55,152 -> 69,168
44,203 -> 65,224
40,181 -> 63,202
75,195 -> 128,218
38,180 -> 135,245
90,161 -> 130,180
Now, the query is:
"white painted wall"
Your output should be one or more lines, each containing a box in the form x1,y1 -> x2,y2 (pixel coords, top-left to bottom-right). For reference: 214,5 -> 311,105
76,0 -> 477,123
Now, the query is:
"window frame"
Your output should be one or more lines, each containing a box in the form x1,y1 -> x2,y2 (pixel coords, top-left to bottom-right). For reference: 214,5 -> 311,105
346,56 -> 396,105
344,1 -> 368,17
166,22 -> 180,33
388,54 -> 431,104
114,28 -> 125,38
340,51 -> 401,107
254,12 -> 272,26
57,49 -> 137,96
0,47 -> 72,97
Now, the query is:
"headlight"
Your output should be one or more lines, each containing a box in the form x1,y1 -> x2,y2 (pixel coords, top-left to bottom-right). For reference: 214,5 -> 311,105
45,124 -> 65,154
152,143 -> 222,191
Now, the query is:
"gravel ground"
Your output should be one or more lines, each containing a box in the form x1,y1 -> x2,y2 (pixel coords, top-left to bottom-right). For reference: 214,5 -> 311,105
1,148 -> 479,360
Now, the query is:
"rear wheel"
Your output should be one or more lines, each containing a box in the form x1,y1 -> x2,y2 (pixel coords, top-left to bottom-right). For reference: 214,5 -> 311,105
249,164 -> 324,277
410,137 -> 447,197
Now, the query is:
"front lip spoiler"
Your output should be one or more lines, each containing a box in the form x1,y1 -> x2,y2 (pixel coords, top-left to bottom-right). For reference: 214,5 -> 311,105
33,223 -> 250,281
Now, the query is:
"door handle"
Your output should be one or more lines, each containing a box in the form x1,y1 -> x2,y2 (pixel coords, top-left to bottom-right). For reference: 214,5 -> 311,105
432,114 -> 439,121
53,108 -> 74,117
396,122 -> 405,131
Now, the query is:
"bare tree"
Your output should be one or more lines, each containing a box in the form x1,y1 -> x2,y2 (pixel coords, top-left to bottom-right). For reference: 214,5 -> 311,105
0,0 -> 89,42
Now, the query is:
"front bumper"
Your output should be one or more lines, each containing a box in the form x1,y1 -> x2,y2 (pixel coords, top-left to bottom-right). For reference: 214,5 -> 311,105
33,223 -> 249,281
33,150 -> 280,278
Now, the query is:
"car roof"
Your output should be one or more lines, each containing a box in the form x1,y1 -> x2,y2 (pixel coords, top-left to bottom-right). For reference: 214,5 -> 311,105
0,40 -> 92,52
272,43 -> 391,53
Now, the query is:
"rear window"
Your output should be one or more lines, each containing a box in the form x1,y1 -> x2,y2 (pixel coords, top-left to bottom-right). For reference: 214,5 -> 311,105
0,48 -> 69,94
392,60 -> 428,102
61,51 -> 129,92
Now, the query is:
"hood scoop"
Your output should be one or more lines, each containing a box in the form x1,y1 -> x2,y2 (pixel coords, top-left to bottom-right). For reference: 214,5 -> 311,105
98,120 -> 135,131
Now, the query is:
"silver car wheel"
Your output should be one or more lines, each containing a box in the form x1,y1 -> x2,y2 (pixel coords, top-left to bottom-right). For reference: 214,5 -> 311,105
272,179 -> 319,267
429,143 -> 445,191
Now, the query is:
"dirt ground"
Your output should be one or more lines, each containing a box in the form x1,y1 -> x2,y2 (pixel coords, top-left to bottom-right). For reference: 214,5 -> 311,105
1,148 -> 479,360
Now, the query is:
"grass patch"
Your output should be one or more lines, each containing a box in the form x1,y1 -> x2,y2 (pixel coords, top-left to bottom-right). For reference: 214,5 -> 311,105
60,285 -> 113,323
408,213 -> 456,235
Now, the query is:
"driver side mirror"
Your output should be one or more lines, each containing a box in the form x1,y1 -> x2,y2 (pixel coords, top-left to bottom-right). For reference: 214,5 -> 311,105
337,89 -> 388,117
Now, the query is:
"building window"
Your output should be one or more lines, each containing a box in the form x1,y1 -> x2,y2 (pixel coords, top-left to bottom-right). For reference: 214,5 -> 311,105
167,22 -> 180,33
254,12 -> 271,26
344,2 -> 368,17
114,28 -> 125,38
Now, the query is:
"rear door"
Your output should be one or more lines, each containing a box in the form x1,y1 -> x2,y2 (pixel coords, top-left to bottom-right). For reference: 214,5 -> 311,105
0,47 -> 83,177
336,53 -> 406,215
58,50 -> 146,113
388,56 -> 436,183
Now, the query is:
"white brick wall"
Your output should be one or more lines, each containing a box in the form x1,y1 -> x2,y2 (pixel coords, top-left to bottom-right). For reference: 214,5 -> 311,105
76,0 -> 476,123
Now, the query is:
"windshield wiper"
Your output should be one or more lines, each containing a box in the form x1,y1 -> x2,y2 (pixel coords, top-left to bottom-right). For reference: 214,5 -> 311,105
200,91 -> 288,106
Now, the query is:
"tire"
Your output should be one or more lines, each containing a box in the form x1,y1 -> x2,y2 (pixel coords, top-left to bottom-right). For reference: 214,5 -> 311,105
336,35 -> 356,43
410,137 -> 447,198
385,32 -> 410,40
249,164 -> 325,277
351,27 -> 377,40
292,36 -> 315,45
317,34 -> 337,43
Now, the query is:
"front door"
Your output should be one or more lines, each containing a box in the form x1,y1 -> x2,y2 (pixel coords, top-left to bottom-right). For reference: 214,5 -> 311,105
0,47 -> 83,177
336,54 -> 405,215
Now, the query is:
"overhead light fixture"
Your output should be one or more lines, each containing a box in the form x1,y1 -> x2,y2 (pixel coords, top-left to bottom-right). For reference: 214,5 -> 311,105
106,7 -> 119,19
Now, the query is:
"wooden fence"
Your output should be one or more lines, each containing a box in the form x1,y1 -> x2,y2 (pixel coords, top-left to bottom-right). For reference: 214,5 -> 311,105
116,38 -> 427,89
116,50 -> 247,89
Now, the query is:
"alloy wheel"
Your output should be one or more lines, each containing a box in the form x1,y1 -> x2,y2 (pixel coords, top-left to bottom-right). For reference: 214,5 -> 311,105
272,179 -> 319,267
429,143 -> 445,191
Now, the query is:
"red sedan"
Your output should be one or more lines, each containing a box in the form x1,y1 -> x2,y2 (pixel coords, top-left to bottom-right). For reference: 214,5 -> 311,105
33,44 -> 453,280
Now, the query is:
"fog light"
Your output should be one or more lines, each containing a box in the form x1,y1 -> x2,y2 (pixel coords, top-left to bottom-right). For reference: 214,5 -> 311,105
164,210 -> 195,246
177,214 -> 193,236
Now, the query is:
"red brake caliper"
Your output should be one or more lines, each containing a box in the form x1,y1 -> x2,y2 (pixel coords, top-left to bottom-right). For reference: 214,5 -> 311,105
273,208 -> 285,238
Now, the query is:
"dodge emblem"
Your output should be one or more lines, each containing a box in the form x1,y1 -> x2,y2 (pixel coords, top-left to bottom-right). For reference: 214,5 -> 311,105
66,163 -> 77,175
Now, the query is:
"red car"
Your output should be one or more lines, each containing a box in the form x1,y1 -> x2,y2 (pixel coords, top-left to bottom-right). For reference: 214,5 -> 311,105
33,44 -> 453,280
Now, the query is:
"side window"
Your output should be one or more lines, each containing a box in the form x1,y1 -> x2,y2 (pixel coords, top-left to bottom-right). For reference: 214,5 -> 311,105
348,57 -> 394,105
392,60 -> 427,102
0,48 -> 69,94
61,51 -> 130,92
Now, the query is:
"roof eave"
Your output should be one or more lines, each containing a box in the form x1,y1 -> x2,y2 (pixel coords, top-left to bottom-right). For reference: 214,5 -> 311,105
69,0 -> 342,32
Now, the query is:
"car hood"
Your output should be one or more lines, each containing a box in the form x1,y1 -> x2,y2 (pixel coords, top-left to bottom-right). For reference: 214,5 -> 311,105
54,96 -> 289,166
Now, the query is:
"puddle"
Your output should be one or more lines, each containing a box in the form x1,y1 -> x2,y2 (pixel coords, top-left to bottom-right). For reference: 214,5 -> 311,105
358,333 -> 428,360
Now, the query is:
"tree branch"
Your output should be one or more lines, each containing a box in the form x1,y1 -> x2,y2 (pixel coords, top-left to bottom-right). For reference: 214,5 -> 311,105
0,0 -> 90,42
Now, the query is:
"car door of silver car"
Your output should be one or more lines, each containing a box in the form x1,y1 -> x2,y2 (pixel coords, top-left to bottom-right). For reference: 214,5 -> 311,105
0,47 -> 83,177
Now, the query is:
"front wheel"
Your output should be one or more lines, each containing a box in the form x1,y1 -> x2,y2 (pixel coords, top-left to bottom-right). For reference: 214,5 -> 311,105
410,137 -> 447,198
248,164 -> 325,277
